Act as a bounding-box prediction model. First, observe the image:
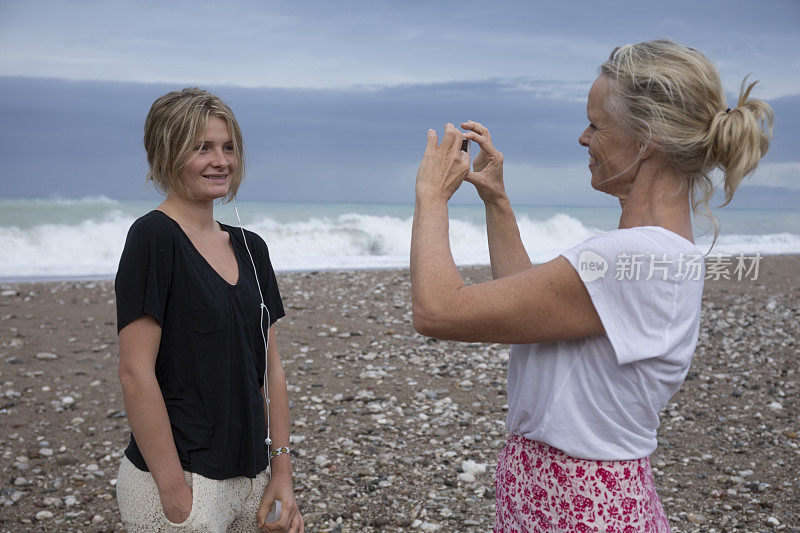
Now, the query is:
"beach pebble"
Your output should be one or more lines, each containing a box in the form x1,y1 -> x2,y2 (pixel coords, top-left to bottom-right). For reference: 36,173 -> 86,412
39,447 -> 53,457
63,494 -> 79,507
461,460 -> 487,477
687,512 -> 706,524
314,454 -> 331,468
457,472 -> 476,483
1,289 -> 17,297
60,396 -> 75,407
765,516 -> 780,527
10,491 -> 25,503
35,352 -> 57,360
92,514 -> 104,523
768,401 -> 783,411
42,496 -> 62,507
35,510 -> 53,520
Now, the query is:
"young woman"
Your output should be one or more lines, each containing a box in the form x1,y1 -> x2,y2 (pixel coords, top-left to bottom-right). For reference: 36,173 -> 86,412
115,88 -> 303,532
411,39 -> 773,531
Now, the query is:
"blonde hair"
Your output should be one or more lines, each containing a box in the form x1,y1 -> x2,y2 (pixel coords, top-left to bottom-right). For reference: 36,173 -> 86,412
599,39 -> 774,247
144,87 -> 244,203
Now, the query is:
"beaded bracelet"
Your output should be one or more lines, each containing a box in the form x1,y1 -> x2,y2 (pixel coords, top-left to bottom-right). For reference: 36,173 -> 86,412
270,446 -> 291,458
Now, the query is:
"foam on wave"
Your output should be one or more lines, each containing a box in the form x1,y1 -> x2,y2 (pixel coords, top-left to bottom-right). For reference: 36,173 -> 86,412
1,211 -> 798,279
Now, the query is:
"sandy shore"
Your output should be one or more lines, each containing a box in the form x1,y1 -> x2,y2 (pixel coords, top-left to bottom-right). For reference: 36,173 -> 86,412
1,256 -> 798,532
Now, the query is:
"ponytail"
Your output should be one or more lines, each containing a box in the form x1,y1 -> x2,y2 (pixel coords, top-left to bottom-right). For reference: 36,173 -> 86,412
705,77 -> 774,207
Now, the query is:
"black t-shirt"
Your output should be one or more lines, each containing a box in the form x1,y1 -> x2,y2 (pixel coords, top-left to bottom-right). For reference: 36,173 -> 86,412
115,210 -> 285,479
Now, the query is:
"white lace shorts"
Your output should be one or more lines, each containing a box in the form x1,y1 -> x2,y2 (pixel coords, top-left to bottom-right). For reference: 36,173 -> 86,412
116,456 -> 270,532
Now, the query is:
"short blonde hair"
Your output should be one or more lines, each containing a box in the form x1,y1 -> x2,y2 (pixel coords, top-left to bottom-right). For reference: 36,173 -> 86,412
599,39 -> 774,246
144,87 -> 244,203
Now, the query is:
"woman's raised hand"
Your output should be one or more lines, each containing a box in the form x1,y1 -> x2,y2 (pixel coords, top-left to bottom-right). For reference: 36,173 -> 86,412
461,121 -> 507,204
415,123 -> 471,201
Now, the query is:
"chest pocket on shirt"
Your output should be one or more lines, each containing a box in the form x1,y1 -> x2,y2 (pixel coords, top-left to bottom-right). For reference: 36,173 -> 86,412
190,301 -> 225,334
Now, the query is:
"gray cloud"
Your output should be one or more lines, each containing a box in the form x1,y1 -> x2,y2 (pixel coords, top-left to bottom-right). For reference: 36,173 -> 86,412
1,76 -> 797,207
1,1 -> 798,97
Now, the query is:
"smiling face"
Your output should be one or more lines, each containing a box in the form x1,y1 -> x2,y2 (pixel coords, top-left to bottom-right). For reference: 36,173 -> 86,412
578,75 -> 643,197
177,116 -> 238,201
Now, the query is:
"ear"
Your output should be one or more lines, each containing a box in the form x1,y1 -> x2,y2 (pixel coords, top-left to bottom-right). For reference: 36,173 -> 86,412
637,140 -> 656,160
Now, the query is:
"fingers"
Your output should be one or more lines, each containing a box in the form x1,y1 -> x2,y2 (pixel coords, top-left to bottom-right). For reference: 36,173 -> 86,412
461,121 -> 499,152
462,130 -> 497,154
441,122 -> 458,152
289,512 -> 304,533
428,123 -> 471,155
424,128 -> 438,156
458,147 -> 470,167
461,120 -> 490,137
257,498 -> 280,531
261,500 -> 299,533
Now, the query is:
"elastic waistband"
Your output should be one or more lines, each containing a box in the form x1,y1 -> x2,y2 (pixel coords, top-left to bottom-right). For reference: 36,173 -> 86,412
506,434 -> 648,467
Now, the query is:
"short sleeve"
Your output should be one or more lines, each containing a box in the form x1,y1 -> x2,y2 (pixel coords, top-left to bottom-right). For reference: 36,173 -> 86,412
114,217 -> 174,333
246,230 -> 285,327
561,229 -> 702,365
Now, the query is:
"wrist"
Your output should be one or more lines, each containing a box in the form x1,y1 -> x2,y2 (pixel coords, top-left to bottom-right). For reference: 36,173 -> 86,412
483,194 -> 511,210
156,472 -> 189,494
269,453 -> 292,478
415,185 -> 450,204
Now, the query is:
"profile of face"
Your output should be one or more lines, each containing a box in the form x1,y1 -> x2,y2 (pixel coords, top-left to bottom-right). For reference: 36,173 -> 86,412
578,75 -> 643,197
177,116 -> 238,201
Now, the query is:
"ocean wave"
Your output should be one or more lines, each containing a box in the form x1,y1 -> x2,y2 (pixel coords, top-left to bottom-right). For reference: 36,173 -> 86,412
1,211 -> 799,280
696,232 -> 800,256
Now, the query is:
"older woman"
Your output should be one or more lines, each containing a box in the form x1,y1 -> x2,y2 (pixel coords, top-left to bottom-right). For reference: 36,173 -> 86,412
115,88 -> 303,532
411,39 -> 773,531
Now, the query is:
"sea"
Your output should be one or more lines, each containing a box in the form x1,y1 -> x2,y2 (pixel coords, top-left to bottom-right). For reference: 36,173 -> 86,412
1,197 -> 799,282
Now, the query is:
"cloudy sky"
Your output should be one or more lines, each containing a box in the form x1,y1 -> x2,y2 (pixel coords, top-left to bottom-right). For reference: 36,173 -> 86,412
1,0 -> 798,206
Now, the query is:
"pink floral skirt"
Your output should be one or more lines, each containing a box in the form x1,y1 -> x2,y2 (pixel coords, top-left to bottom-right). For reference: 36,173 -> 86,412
494,435 -> 670,532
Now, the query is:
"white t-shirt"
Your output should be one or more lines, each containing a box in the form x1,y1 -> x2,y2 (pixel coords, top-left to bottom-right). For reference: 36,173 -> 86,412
505,226 -> 705,460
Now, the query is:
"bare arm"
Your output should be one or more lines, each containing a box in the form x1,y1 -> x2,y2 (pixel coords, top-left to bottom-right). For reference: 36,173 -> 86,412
484,198 -> 533,279
263,325 -> 291,479
118,316 -> 191,523
461,121 -> 532,279
257,325 -> 304,533
411,124 -> 603,344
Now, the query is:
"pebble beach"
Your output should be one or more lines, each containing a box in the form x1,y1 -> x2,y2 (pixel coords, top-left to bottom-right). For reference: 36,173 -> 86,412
0,256 -> 798,532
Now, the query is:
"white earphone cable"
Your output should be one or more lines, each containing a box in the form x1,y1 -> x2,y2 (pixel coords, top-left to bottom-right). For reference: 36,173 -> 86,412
232,201 -> 272,471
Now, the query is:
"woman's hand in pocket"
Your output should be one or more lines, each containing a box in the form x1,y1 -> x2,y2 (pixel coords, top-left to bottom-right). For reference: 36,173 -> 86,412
160,481 -> 193,524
